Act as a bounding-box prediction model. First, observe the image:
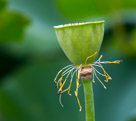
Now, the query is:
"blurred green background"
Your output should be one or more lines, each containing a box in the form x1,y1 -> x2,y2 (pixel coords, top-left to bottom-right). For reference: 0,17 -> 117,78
0,0 -> 136,121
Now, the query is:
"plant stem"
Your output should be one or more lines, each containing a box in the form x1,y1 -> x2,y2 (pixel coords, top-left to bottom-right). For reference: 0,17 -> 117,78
82,78 -> 95,121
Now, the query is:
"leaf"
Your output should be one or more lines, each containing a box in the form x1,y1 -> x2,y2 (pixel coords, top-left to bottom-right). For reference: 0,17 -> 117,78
0,11 -> 29,43
0,0 -> 63,57
0,0 -> 6,12
55,0 -> 136,18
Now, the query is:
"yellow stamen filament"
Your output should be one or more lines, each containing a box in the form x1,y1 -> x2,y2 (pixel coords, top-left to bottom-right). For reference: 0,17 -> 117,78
96,60 -> 122,64
59,78 -> 63,93
98,55 -> 103,62
58,79 -> 66,92
68,80 -> 72,95
54,69 -> 62,83
104,60 -> 122,64
92,70 -> 95,83
75,71 -> 82,111
54,65 -> 74,83
95,73 -> 107,89
61,78 -> 72,95
102,72 -> 111,83
61,88 -> 69,94
85,52 -> 98,64
57,76 -> 63,89
100,65 -> 112,82
92,66 -> 110,83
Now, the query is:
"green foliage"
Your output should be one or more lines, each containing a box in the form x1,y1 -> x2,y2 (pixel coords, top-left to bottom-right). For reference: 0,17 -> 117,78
0,0 -> 6,12
0,0 -> 29,44
119,27 -> 136,57
55,0 -> 136,18
0,11 -> 29,43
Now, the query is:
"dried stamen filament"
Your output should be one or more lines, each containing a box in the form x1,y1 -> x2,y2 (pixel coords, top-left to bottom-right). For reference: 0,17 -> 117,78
75,71 -> 82,111
54,65 -> 74,83
93,69 -> 107,89
85,52 -> 98,64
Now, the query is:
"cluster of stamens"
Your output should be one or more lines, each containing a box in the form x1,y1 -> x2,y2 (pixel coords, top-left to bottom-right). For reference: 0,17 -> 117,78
54,52 -> 122,111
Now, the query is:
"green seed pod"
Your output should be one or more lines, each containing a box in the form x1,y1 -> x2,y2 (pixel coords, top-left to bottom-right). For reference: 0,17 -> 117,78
54,21 -> 104,66
54,21 -> 122,115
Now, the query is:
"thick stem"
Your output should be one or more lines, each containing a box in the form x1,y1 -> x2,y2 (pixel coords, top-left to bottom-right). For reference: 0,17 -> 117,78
82,78 -> 95,121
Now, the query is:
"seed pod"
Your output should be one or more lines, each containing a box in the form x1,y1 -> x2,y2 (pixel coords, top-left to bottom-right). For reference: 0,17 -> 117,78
54,21 -> 104,66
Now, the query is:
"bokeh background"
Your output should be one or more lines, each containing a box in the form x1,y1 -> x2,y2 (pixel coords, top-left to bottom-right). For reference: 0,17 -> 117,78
0,0 -> 136,121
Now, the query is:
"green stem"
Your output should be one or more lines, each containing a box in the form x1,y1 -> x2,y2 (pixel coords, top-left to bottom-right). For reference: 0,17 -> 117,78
82,78 -> 95,121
